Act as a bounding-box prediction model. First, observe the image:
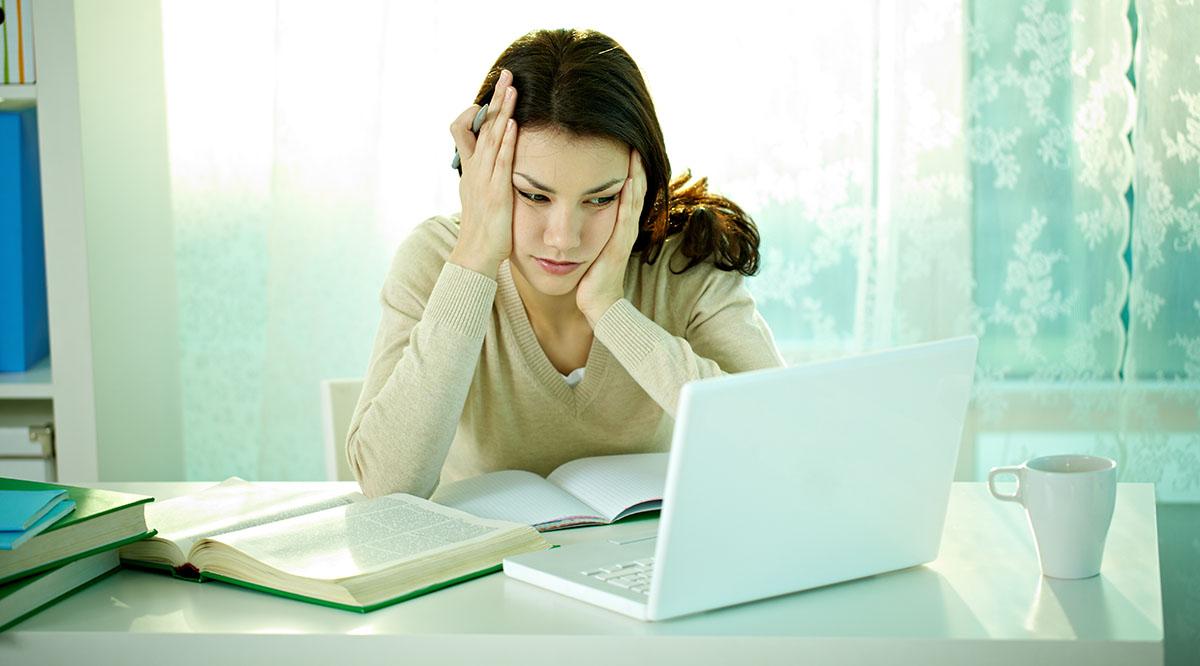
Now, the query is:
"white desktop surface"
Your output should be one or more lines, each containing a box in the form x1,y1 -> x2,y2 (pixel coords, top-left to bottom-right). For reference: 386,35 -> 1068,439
0,483 -> 1163,665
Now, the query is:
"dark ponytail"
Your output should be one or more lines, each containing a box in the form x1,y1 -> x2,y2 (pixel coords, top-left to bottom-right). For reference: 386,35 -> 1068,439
642,170 -> 760,276
480,28 -> 762,277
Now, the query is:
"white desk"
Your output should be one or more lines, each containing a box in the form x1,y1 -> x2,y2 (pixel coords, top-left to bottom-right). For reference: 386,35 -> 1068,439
0,483 -> 1163,665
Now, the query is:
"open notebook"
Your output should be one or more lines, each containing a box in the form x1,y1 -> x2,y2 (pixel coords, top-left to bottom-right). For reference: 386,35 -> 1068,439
431,453 -> 667,531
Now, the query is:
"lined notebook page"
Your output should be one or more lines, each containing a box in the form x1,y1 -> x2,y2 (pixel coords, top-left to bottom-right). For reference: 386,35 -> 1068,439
547,453 -> 668,522
431,470 -> 599,528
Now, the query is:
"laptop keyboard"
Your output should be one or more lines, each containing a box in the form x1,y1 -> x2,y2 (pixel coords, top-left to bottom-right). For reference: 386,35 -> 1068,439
581,557 -> 655,596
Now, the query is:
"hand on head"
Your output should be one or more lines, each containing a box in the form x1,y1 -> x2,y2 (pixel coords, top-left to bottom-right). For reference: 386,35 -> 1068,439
448,69 -> 519,279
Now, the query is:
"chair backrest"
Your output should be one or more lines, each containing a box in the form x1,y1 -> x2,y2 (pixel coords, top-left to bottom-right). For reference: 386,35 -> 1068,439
320,378 -> 364,482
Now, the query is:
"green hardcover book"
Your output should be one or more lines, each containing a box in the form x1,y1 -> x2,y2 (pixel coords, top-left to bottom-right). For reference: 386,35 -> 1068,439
0,478 -> 155,585
0,549 -> 121,632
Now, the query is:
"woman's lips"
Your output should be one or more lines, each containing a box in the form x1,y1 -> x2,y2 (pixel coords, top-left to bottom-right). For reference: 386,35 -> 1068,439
535,257 -> 582,275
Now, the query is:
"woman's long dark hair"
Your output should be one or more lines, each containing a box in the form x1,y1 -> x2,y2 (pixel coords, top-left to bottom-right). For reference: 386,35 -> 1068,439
474,29 -> 760,276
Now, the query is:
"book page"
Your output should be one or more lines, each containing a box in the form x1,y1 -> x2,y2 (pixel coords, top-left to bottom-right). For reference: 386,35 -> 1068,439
145,478 -> 365,558
431,470 -> 602,530
200,494 -> 523,580
547,453 -> 668,522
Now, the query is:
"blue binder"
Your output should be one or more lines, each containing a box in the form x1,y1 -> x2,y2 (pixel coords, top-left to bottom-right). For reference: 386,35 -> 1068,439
0,107 -> 47,373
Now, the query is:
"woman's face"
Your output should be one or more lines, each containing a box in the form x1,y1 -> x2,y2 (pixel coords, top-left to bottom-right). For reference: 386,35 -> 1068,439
509,127 -> 631,298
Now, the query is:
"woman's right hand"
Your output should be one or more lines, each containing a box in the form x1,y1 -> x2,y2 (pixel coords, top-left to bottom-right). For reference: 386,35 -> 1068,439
447,69 -> 519,279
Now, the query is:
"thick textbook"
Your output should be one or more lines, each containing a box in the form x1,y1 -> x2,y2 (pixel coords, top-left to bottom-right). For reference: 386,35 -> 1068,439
431,453 -> 667,531
121,479 -> 550,612
0,478 -> 153,584
0,550 -> 120,632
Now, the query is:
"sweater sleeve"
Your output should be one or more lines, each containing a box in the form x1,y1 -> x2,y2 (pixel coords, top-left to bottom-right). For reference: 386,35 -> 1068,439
593,262 -> 784,417
346,219 -> 496,499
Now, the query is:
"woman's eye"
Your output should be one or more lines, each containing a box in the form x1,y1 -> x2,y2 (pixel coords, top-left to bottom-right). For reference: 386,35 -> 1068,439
517,190 -> 616,206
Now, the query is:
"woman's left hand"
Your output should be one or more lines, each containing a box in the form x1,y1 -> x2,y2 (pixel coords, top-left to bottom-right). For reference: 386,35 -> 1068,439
577,149 -> 647,327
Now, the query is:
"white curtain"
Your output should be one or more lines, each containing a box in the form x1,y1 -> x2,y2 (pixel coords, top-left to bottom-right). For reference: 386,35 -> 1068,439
160,0 -> 1198,500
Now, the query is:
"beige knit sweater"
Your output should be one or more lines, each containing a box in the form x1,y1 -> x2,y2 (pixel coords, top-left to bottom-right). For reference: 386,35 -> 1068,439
346,214 -> 785,498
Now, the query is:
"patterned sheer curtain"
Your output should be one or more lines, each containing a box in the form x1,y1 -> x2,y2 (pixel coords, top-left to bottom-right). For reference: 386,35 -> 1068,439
160,0 -> 1198,497
962,0 -> 1198,501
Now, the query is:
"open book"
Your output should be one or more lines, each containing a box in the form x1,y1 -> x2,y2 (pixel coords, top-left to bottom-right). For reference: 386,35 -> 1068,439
120,479 -> 549,611
431,453 -> 668,531
120,478 -> 364,578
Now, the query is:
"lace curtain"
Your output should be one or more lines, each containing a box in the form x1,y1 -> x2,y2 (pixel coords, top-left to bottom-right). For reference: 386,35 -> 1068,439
160,0 -> 1198,498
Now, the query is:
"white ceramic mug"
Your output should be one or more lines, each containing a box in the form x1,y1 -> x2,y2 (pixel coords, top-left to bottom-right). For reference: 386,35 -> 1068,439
987,455 -> 1117,579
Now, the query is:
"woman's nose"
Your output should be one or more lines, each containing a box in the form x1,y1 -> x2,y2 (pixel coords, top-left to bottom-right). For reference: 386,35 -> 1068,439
543,208 -> 581,251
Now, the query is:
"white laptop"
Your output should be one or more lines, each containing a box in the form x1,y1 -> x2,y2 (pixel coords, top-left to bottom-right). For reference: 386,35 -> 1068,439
503,335 -> 979,621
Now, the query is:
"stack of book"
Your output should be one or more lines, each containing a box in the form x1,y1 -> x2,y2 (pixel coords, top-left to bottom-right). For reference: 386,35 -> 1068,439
0,478 -> 154,631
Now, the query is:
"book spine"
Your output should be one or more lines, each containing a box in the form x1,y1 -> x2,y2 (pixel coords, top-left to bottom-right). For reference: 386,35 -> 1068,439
0,111 -> 21,370
19,106 -> 46,368
18,0 -> 33,83
2,0 -> 11,84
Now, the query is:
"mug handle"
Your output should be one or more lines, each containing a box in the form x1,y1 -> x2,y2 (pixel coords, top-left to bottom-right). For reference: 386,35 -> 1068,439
988,466 -> 1024,504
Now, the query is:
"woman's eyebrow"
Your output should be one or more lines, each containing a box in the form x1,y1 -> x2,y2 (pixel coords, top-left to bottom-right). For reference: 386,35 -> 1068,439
514,172 -> 623,196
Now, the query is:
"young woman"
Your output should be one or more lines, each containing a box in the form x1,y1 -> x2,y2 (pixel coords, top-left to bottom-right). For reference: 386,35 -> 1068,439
347,28 -> 784,498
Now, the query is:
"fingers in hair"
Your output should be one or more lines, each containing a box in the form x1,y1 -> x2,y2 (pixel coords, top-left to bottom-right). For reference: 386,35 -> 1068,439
494,119 -> 518,181
485,68 -> 512,131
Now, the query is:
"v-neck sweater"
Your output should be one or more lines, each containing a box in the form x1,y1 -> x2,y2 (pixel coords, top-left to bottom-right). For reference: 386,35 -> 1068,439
347,214 -> 785,499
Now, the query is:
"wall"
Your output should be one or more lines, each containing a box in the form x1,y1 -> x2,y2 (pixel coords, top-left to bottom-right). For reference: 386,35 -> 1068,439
73,0 -> 183,480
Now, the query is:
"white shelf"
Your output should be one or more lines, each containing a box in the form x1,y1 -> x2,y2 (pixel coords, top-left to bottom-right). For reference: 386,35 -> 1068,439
0,1 -> 101,479
0,357 -> 53,399
0,84 -> 37,109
